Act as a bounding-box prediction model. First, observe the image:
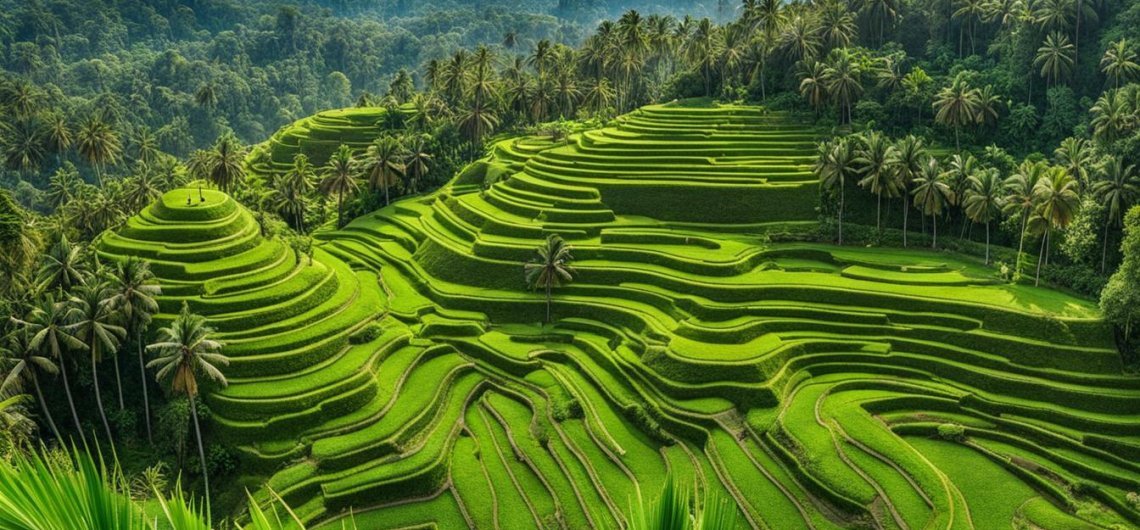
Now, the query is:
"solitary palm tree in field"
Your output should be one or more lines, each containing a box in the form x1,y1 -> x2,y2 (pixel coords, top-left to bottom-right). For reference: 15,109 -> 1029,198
963,169 -> 1005,263
1032,168 -> 1080,285
0,328 -> 62,441
816,138 -> 859,245
525,235 -> 576,324
320,144 -> 362,229
911,158 -> 955,249
69,282 -> 125,444
1092,158 -> 1140,273
148,303 -> 229,501
106,257 -> 161,443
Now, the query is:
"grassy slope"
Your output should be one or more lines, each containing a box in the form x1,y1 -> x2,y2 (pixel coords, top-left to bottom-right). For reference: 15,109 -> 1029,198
100,101 -> 1140,529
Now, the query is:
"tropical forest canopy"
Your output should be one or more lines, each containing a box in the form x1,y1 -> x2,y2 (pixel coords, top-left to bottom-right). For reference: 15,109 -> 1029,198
1,0 -> 1140,528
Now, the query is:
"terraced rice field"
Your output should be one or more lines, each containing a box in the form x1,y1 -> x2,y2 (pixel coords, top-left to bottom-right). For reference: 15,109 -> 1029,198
99,102 -> 1140,529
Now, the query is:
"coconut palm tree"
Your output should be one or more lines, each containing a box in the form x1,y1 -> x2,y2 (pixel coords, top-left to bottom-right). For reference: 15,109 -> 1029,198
105,257 -> 161,444
403,135 -> 433,195
854,131 -> 898,233
524,234 -> 576,324
1004,160 -> 1048,268
197,134 -> 246,195
75,116 -> 121,188
2,119 -> 46,176
13,295 -> 87,443
457,99 -> 500,157
780,14 -> 821,62
123,168 -> 164,214
1092,158 -> 1140,273
1053,137 -> 1095,192
43,113 -> 72,163
798,59 -> 828,116
68,282 -> 125,444
823,48 -> 863,125
932,73 -> 980,150
1035,32 -> 1075,87
819,0 -> 858,49
1101,39 -> 1140,90
1090,90 -> 1132,142
319,144 -> 362,229
816,138 -> 859,244
362,136 -> 406,206
46,165 -> 81,209
686,19 -> 724,97
953,0 -> 987,55
892,135 -> 927,247
37,234 -> 88,294
147,302 -> 229,501
859,0 -> 899,46
911,158 -> 955,248
963,169 -> 1005,263
1032,167 -> 1080,285
0,328 -> 62,441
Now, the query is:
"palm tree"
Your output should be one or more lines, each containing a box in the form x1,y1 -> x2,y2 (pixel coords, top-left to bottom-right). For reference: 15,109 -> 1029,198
1004,161 -> 1048,269
780,14 -> 821,62
147,302 -> 229,501
362,136 -> 406,206
963,169 -> 1005,263
282,154 -> 316,232
892,135 -> 927,247
123,168 -> 164,213
798,59 -> 828,116
952,0 -> 986,55
320,144 -> 362,229
46,165 -> 81,209
859,0 -> 899,46
1032,167 -> 1080,285
69,282 -> 125,444
686,19 -> 724,96
1101,39 -> 1140,89
105,257 -> 161,444
1035,32 -> 1075,87
14,295 -> 87,443
823,48 -> 863,125
0,328 -> 62,441
403,135 -> 432,195
75,116 -> 122,188
196,134 -> 246,194
43,113 -> 72,163
819,0 -> 858,49
974,85 -> 1001,127
1053,137 -> 1095,192
37,234 -> 88,294
1092,158 -> 1140,272
524,235 -> 576,324
854,131 -> 899,233
932,73 -> 980,149
816,138 -> 859,244
1090,90 -> 1132,142
911,158 -> 955,248
457,99 -> 500,157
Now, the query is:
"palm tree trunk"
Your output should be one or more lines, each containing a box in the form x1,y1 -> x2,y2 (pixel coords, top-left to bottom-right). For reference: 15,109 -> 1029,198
189,396 -> 210,501
1102,216 -> 1111,274
985,222 -> 990,264
932,214 -> 938,249
113,353 -> 124,411
1017,211 -> 1028,273
31,372 -> 62,441
545,282 -> 552,324
902,198 -> 909,248
337,191 -> 344,229
876,193 -> 882,234
138,332 -> 152,444
91,354 -> 114,443
1035,231 -> 1047,286
59,359 -> 86,444
838,186 -> 845,245
384,175 -> 391,206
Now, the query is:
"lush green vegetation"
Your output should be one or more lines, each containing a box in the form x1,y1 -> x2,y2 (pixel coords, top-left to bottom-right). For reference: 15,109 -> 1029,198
3,0 -> 1140,527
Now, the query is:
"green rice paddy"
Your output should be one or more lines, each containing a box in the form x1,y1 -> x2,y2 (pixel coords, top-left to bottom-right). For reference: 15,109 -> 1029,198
97,101 -> 1140,529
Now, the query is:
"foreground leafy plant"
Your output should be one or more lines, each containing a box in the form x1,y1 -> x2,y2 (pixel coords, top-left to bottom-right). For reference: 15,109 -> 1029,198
627,476 -> 742,530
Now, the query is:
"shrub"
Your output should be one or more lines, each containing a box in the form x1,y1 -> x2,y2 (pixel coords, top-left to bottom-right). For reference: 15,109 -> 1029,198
937,423 -> 967,441
349,322 -> 384,344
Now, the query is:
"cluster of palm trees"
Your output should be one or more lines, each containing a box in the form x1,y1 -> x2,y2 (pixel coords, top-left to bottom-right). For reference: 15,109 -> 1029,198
817,133 -> 1138,282
0,235 -> 228,498
260,136 -> 433,232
